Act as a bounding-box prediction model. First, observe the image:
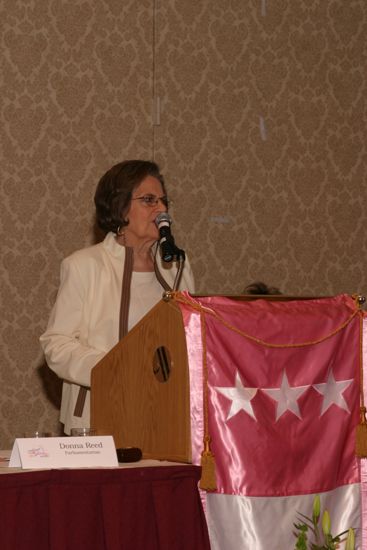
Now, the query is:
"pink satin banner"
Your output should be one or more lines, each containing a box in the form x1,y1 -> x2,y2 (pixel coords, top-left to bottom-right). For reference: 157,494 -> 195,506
178,293 -> 365,546
179,302 -> 204,466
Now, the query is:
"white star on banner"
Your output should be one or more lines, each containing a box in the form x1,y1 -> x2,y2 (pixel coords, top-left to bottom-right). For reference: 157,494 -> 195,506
263,371 -> 309,421
313,370 -> 353,415
215,371 -> 258,421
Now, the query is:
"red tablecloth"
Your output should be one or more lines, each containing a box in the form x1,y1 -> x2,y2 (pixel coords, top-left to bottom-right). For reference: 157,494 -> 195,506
0,465 -> 210,550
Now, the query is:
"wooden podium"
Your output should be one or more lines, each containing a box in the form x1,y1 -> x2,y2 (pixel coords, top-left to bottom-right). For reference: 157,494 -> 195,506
90,297 -> 192,462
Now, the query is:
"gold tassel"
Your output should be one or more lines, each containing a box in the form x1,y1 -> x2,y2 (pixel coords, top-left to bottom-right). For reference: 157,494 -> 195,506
356,406 -> 367,458
199,437 -> 217,491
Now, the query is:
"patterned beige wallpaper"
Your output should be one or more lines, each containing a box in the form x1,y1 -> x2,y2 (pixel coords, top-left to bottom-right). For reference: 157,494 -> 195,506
0,0 -> 366,447
156,0 -> 367,296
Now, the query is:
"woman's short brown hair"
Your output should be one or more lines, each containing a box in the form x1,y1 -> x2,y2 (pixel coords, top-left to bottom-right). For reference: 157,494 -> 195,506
94,159 -> 166,234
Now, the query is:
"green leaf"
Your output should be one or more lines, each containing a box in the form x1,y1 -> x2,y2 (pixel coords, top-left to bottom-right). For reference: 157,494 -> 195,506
293,523 -> 308,532
294,530 -> 308,550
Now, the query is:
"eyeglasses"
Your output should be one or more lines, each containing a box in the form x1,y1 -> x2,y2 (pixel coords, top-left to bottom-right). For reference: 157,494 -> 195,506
131,194 -> 171,208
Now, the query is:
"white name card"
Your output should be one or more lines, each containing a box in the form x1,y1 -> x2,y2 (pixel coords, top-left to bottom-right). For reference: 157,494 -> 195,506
9,436 -> 118,469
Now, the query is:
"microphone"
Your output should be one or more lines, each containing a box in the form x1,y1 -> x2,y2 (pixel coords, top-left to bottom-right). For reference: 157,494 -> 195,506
155,212 -> 185,262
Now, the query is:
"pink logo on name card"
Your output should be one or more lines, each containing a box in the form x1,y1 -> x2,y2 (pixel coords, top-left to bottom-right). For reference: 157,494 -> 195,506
27,446 -> 49,458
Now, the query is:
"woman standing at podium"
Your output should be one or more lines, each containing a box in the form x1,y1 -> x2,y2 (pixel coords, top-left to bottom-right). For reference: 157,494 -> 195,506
40,160 -> 195,434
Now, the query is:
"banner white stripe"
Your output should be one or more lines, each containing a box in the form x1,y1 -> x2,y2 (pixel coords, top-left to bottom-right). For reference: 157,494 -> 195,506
206,485 -> 361,549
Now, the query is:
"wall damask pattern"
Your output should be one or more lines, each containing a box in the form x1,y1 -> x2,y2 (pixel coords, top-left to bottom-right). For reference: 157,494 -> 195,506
0,0 -> 153,445
155,0 -> 367,295
0,0 -> 366,446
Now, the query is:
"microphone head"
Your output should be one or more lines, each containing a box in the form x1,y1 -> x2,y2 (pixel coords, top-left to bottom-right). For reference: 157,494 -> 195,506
155,212 -> 172,227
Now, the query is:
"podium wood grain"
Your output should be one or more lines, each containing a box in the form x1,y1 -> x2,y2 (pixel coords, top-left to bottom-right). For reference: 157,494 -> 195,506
91,299 -> 192,462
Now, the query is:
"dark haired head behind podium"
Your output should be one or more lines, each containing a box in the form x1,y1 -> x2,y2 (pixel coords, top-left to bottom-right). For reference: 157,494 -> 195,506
243,281 -> 282,295
40,160 -> 195,434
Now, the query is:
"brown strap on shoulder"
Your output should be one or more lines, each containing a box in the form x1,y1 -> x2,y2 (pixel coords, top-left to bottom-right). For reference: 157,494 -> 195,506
119,246 -> 134,339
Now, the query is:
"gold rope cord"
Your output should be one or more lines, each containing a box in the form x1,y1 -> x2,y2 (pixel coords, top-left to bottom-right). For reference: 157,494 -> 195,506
356,309 -> 367,456
173,292 -> 361,349
198,307 -> 217,490
200,308 -> 209,442
359,312 -> 364,410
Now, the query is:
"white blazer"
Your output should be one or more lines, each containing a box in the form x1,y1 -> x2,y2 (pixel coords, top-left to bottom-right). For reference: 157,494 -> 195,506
40,232 -> 195,433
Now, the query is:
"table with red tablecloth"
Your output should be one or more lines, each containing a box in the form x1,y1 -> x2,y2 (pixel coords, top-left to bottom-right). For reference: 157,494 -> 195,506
0,463 -> 210,550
